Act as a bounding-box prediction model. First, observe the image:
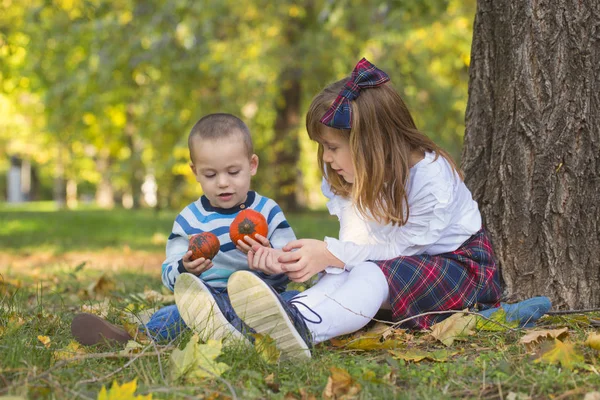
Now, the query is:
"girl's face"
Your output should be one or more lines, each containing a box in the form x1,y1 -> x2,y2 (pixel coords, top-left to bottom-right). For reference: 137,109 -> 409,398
320,127 -> 354,183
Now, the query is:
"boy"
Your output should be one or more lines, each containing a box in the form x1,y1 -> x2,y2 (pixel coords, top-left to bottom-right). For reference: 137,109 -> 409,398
71,113 -> 297,346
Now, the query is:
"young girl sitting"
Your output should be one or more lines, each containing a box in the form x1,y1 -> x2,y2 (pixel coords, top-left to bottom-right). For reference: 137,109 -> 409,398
224,58 -> 545,360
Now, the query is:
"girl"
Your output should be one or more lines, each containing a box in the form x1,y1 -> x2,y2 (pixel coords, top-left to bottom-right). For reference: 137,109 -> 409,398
226,58 -> 503,360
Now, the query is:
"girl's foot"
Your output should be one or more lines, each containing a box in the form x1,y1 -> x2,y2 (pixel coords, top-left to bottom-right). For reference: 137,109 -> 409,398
228,270 -> 313,360
174,273 -> 251,345
71,313 -> 131,346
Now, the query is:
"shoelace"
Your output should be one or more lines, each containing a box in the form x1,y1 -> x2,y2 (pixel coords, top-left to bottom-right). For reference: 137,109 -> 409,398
288,295 -> 323,324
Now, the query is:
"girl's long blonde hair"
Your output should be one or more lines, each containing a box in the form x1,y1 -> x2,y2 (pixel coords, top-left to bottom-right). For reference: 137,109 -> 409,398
307,77 -> 462,226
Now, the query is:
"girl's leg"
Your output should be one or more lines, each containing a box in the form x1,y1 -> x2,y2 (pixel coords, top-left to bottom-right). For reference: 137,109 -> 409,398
296,261 -> 389,344
290,271 -> 350,309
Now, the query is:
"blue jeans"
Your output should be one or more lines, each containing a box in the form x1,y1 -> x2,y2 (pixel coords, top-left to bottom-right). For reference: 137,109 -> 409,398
143,288 -> 299,342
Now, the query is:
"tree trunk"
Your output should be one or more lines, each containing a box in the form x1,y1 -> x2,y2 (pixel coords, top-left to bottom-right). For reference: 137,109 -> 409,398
125,104 -> 144,209
54,145 -> 66,208
462,0 -> 600,309
95,149 -> 115,209
273,67 -> 303,212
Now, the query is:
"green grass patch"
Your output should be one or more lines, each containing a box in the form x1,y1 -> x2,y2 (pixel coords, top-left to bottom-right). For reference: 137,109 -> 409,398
2,205 -> 600,398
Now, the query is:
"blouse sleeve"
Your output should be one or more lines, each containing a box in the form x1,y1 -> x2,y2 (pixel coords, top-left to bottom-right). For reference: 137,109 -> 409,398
324,180 -> 455,266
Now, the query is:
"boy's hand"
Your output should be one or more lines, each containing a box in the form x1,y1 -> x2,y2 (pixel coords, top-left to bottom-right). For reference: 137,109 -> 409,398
247,245 -> 285,275
236,234 -> 270,254
182,250 -> 213,276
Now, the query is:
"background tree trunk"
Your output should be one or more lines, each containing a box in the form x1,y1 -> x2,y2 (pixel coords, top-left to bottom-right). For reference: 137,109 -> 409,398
462,0 -> 600,309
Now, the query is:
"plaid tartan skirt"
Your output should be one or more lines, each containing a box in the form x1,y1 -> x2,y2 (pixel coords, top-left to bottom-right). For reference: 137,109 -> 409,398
375,229 -> 502,329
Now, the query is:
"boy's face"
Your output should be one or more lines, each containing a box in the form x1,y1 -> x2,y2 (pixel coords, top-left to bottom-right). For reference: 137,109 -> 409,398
190,134 -> 258,209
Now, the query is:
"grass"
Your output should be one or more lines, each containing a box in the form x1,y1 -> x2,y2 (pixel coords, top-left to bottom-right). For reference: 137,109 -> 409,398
2,204 -> 600,399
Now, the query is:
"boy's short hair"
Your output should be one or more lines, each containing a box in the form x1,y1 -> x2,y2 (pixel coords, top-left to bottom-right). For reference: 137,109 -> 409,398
188,113 -> 254,162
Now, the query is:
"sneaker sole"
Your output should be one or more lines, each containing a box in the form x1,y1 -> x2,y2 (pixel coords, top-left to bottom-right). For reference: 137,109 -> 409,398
228,271 -> 311,360
175,274 -> 250,345
71,313 -> 131,346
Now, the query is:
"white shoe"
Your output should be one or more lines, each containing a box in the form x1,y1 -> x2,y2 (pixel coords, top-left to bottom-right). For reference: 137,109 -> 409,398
174,273 -> 250,345
228,271 -> 311,360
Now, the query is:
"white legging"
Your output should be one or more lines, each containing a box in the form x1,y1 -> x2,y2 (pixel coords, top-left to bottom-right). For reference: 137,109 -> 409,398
292,261 -> 389,344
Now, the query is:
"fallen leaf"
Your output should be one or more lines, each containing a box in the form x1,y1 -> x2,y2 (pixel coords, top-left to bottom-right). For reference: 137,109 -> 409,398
476,308 -> 519,331
323,367 -> 361,400
429,312 -> 476,346
170,335 -> 230,381
86,275 -> 116,298
389,348 -> 457,363
534,339 -> 584,370
329,335 -> 404,351
584,333 -> 600,351
37,335 -> 51,348
120,340 -> 143,356
53,340 -> 87,362
265,373 -> 279,392
253,333 -> 281,364
97,378 -> 152,400
519,327 -> 569,347
81,298 -> 111,318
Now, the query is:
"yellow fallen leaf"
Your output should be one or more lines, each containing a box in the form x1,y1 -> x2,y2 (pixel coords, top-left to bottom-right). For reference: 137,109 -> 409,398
389,348 -> 457,363
534,339 -> 584,370
476,308 -> 519,331
53,340 -> 87,362
120,340 -> 143,356
37,335 -> 51,348
170,335 -> 230,381
97,378 -> 152,400
585,333 -> 600,351
430,312 -> 477,346
253,333 -> 281,364
519,327 -> 569,347
0,315 -> 25,337
323,367 -> 361,400
330,335 -> 404,351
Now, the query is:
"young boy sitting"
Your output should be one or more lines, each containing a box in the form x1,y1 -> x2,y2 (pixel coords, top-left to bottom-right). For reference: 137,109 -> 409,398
71,113 -> 297,346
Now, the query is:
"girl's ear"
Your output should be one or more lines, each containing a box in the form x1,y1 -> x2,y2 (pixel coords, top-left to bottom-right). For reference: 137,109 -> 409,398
250,154 -> 259,176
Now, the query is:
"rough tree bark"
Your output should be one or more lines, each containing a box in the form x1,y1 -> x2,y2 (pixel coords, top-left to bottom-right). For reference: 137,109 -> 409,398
462,0 -> 600,308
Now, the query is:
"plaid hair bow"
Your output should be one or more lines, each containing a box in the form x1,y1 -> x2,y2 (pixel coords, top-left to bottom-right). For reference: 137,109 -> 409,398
320,58 -> 390,129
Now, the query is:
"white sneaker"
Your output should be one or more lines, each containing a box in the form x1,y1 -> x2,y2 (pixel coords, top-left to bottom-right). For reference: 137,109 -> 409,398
228,271 -> 312,360
174,273 -> 251,345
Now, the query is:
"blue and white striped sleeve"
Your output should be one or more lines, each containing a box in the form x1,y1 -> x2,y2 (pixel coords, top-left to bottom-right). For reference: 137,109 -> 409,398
264,199 -> 296,249
161,217 -> 190,292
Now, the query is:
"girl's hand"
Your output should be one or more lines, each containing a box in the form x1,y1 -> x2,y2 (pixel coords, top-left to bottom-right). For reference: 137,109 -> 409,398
182,251 -> 213,275
247,246 -> 285,275
278,239 -> 344,282
236,234 -> 270,254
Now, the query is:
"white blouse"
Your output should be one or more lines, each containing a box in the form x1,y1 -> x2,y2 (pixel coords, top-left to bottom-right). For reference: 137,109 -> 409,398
322,151 -> 482,271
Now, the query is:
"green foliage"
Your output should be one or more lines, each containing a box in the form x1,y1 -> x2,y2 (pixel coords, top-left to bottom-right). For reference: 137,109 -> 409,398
0,0 -> 477,209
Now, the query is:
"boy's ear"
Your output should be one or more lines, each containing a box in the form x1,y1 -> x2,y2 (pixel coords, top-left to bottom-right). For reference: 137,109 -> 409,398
249,154 -> 259,176
190,163 -> 197,176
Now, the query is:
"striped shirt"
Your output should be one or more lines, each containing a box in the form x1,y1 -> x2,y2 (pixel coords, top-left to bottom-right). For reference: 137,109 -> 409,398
161,191 -> 296,292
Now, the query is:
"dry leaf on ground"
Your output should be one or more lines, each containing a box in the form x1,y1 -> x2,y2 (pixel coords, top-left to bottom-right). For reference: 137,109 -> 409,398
429,312 -> 477,346
534,339 -> 584,370
53,340 -> 87,362
323,367 -> 361,400
584,333 -> 600,351
519,327 -> 569,347
389,348 -> 457,363
37,335 -> 51,348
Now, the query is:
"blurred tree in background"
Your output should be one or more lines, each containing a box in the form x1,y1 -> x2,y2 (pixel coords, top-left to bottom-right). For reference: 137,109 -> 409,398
0,0 -> 475,211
